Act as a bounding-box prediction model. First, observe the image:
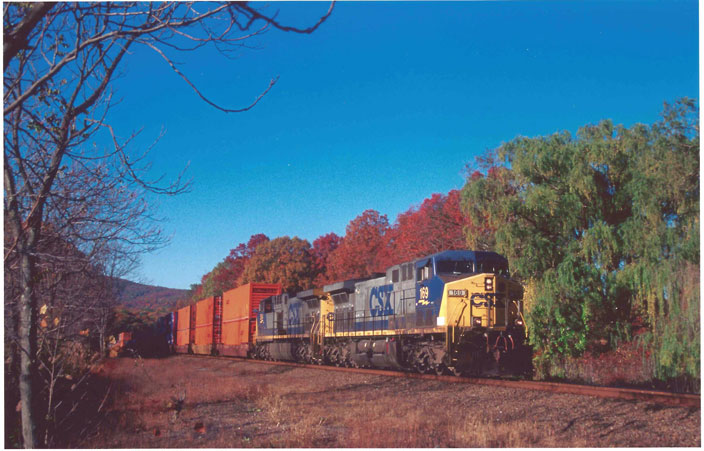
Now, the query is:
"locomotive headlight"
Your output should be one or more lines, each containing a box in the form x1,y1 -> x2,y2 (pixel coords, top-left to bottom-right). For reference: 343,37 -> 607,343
472,316 -> 482,327
484,277 -> 493,291
515,318 -> 524,326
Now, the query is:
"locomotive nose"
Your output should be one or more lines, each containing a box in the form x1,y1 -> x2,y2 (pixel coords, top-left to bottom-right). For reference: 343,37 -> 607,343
441,273 -> 520,330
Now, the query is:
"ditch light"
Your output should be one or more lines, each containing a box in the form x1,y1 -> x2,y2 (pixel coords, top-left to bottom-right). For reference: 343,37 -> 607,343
484,277 -> 493,291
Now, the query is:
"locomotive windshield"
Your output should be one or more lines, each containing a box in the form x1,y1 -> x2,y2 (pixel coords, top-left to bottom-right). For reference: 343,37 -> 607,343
436,260 -> 474,275
436,259 -> 510,277
476,261 -> 509,277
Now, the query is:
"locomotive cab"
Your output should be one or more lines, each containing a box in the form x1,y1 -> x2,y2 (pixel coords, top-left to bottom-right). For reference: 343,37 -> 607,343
414,250 -> 527,373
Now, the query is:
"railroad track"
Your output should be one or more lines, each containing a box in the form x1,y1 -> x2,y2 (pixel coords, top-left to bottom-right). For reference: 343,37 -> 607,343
183,354 -> 700,408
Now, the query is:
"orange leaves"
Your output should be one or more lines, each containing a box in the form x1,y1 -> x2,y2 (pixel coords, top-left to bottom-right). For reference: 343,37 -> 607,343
392,190 -> 469,262
197,191 -> 474,292
241,236 -> 315,293
326,210 -> 392,281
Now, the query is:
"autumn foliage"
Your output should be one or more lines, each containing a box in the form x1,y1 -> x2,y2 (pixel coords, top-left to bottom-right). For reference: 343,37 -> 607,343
325,210 -> 393,281
241,236 -> 316,293
189,189 -> 474,299
192,234 -> 270,299
311,233 -> 342,286
390,189 -> 470,261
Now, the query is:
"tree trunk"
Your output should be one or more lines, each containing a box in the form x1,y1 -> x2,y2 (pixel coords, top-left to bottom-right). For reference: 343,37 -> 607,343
18,240 -> 38,449
99,316 -> 106,357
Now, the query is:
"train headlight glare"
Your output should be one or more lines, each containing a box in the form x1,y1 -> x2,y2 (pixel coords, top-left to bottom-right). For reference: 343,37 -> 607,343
515,319 -> 524,326
484,277 -> 493,291
472,317 -> 482,327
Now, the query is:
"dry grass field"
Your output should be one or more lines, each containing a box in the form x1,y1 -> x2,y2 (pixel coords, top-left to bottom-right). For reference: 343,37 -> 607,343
82,355 -> 700,448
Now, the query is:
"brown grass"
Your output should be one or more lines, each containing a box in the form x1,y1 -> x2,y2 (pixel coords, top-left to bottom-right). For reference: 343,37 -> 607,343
254,386 -> 571,448
537,339 -> 656,388
82,355 -> 699,448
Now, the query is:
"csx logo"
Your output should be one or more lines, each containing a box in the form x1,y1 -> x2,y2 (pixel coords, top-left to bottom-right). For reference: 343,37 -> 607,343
289,303 -> 301,325
470,293 -> 495,307
369,284 -> 394,317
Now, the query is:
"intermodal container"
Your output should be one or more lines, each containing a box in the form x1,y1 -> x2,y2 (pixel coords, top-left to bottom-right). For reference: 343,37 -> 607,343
193,296 -> 223,355
175,305 -> 192,353
219,283 -> 282,357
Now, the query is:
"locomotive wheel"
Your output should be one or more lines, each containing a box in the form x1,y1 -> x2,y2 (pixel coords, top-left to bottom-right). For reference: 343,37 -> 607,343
413,349 -> 432,374
448,366 -> 463,377
340,345 -> 352,368
328,347 -> 341,366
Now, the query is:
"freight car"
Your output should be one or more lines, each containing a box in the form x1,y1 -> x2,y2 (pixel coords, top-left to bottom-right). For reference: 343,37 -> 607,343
219,283 -> 282,356
124,250 -> 529,376
171,283 -> 282,356
123,315 -> 173,358
254,250 -> 529,375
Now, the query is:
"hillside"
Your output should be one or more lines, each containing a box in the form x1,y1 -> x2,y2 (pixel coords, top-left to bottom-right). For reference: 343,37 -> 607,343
114,278 -> 188,314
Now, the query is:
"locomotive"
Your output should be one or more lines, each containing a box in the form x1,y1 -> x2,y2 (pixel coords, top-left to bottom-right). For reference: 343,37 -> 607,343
132,250 -> 530,376
254,250 -> 528,375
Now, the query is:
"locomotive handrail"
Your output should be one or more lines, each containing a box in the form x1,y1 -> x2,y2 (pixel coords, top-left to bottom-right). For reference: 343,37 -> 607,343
310,309 -> 405,337
450,299 -> 467,328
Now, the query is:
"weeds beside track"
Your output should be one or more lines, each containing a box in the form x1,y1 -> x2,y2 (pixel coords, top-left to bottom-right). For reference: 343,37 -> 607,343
88,355 -> 700,447
184,353 -> 700,408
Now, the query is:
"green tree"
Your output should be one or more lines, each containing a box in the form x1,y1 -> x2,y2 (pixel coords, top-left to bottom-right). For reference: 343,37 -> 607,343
461,99 -> 699,382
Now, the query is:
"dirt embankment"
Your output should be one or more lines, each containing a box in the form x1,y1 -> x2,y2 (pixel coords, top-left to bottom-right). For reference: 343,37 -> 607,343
84,355 -> 700,448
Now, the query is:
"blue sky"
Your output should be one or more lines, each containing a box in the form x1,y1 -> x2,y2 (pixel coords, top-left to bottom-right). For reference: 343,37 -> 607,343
108,1 -> 698,289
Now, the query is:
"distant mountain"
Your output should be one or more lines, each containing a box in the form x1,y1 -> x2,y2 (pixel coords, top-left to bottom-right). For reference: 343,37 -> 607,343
113,278 -> 189,314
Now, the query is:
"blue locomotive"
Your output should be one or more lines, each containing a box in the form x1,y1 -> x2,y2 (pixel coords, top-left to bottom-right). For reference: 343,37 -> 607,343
254,250 -> 529,375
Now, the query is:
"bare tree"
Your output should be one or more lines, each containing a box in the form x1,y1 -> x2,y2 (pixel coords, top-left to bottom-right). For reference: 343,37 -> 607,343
5,223 -> 107,446
3,2 -> 333,447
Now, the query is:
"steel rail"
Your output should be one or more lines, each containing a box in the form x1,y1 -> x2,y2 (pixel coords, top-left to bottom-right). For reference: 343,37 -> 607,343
182,354 -> 700,408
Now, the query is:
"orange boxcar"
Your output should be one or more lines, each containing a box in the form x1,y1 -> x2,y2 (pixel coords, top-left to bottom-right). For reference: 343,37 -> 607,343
175,304 -> 192,354
219,283 -> 281,357
193,295 -> 222,355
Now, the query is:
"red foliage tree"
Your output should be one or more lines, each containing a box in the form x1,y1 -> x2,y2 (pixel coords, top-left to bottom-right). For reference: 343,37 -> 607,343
223,233 -> 269,284
311,232 -> 342,286
241,236 -> 315,293
391,189 -> 470,262
197,234 -> 270,298
326,210 -> 393,281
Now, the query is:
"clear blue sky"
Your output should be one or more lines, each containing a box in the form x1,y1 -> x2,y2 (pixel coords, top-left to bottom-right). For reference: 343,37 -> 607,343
108,1 -> 698,289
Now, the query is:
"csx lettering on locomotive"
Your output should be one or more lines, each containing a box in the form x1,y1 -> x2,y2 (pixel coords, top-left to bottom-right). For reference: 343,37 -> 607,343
369,284 -> 394,316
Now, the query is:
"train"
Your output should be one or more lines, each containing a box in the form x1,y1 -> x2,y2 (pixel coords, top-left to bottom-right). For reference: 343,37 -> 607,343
125,250 -> 531,376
